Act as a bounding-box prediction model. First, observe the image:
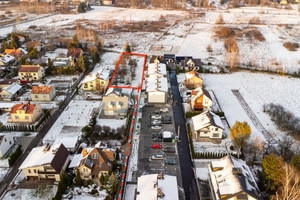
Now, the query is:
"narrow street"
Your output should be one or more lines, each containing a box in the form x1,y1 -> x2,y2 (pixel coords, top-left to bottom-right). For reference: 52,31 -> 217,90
170,70 -> 200,200
0,65 -> 94,198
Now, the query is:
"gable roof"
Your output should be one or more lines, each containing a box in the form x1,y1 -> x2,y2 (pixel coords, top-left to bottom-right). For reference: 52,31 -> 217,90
19,65 -> 41,73
0,79 -> 19,86
10,102 -> 36,114
4,48 -> 28,58
26,41 -> 41,48
186,70 -> 203,80
175,56 -> 192,62
180,58 -> 201,66
192,110 -> 224,131
67,48 -> 83,59
82,68 -> 110,84
191,87 -> 212,101
31,85 -> 52,94
149,55 -> 165,64
19,143 -> 69,174
2,82 -> 22,95
0,53 -> 15,64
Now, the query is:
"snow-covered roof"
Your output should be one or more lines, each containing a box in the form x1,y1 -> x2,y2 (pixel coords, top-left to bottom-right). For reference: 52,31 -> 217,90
0,102 -> 14,109
0,53 -> 15,64
68,154 -> 83,168
208,155 -> 262,200
19,143 -> 68,170
82,68 -> 110,83
148,63 -> 167,76
53,136 -> 78,149
192,111 -> 224,131
136,174 -> 158,200
146,75 -> 168,92
136,174 -> 179,200
2,83 -> 22,95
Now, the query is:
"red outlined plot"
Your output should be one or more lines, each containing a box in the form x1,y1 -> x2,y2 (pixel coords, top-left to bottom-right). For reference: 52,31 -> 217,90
108,52 -> 146,89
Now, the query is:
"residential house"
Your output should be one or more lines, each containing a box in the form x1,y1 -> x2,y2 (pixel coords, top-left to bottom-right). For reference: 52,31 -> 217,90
26,41 -> 42,51
19,143 -> 70,181
0,53 -> 15,66
82,68 -> 110,93
67,48 -> 83,60
146,75 -> 168,104
102,88 -> 129,117
4,48 -> 28,58
175,56 -> 192,63
163,54 -> 175,63
190,87 -> 213,111
18,65 -> 44,82
208,155 -> 262,200
0,134 -> 14,158
31,85 -> 56,101
0,83 -> 23,101
191,111 -> 224,143
77,147 -> 113,181
147,63 -> 167,77
179,57 -> 201,71
8,102 -> 42,123
52,136 -> 79,153
0,79 -> 20,89
17,35 -> 25,43
136,174 -> 179,200
53,57 -> 74,68
149,55 -> 165,64
185,70 -> 203,88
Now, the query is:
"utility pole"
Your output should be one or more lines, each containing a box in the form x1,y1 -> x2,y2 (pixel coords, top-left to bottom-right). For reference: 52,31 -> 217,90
177,125 -> 181,142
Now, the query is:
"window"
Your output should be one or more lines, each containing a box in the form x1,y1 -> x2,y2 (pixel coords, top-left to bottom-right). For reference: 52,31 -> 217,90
215,128 -> 218,131
25,116 -> 29,120
15,116 -> 19,119
9,141 -> 11,145
21,73 -> 24,75
101,81 -> 104,84
28,169 -> 31,173
35,95 -> 38,98
34,77 -> 37,80
90,85 -> 93,87
83,168 -> 88,173
84,83 -> 88,88
92,153 -> 98,159
44,166 -> 53,171
213,133 -> 219,138
43,95 -> 47,99
34,169 -> 36,173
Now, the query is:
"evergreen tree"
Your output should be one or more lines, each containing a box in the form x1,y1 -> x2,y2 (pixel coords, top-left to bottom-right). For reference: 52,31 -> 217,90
290,154 -> 300,172
1,40 -> 9,52
115,148 -> 120,160
10,37 -> 18,49
29,48 -> 38,60
104,174 -> 109,185
77,54 -> 86,72
96,41 -> 102,53
77,2 -> 86,13
75,168 -> 83,186
92,50 -> 100,63
125,44 -> 131,53
261,153 -> 284,191
99,174 -> 104,185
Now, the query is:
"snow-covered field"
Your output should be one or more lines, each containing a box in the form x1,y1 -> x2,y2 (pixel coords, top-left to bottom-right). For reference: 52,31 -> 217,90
202,71 -> 300,141
43,100 -> 101,143
3,185 -> 57,200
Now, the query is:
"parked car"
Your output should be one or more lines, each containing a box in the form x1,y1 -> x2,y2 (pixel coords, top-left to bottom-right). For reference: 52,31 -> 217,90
164,147 -> 176,153
152,137 -> 162,142
165,158 -> 177,165
149,154 -> 163,160
162,116 -> 172,124
151,125 -> 162,130
151,120 -> 161,125
160,108 -> 169,112
152,111 -> 162,115
152,133 -> 162,138
151,115 -> 162,120
152,144 -> 162,149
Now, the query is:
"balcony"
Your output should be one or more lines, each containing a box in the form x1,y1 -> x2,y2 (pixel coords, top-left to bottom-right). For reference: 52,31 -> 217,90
38,170 -> 57,175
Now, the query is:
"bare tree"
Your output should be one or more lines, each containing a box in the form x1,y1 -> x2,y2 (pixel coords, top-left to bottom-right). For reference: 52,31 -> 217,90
246,136 -> 264,166
273,163 -> 300,200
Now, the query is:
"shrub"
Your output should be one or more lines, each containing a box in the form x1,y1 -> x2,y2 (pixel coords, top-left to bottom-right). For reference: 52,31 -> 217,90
249,16 -> 261,24
8,145 -> 22,167
214,27 -> 235,38
214,111 -> 225,117
283,42 -> 299,51
230,145 -> 235,150
185,111 -> 202,118
224,38 -> 239,53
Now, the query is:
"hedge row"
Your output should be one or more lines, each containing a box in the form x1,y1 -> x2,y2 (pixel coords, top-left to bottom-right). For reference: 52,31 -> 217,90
8,145 -> 22,167
194,152 -> 238,159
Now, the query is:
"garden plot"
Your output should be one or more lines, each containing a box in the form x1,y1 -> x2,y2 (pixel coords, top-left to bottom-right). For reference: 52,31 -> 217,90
41,48 -> 68,63
3,185 -> 57,200
202,71 -> 300,141
43,100 -> 101,143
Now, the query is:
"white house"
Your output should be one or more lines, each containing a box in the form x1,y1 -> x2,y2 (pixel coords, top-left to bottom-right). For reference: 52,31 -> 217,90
190,87 -> 213,111
146,75 -> 168,104
191,111 -> 224,142
208,155 -> 262,200
147,63 -> 167,77
0,134 -> 15,158
0,53 -> 15,66
136,174 -> 179,200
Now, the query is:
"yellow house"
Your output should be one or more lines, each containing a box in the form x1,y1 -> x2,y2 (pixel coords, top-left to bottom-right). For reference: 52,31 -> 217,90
77,148 -> 113,181
19,143 -> 70,181
8,102 -> 42,123
102,88 -> 129,117
18,65 -> 45,82
185,70 -> 203,89
31,85 -> 56,102
82,68 -> 110,93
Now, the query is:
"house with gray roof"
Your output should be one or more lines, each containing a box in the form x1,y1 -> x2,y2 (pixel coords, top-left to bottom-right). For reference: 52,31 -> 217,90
0,82 -> 22,101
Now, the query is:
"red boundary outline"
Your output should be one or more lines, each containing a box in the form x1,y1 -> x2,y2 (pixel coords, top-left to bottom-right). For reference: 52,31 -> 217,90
108,52 -> 147,89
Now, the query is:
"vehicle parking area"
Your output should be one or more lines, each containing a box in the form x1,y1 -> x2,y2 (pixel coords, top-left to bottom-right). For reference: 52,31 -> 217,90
137,104 -> 181,185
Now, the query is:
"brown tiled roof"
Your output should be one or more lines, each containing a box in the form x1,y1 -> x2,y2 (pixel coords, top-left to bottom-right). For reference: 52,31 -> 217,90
67,48 -> 82,59
187,70 -> 203,80
10,102 -> 36,114
5,49 -> 21,57
0,79 -> 19,85
19,65 -> 40,73
50,144 -> 69,174
31,86 -> 52,94
26,41 -> 40,48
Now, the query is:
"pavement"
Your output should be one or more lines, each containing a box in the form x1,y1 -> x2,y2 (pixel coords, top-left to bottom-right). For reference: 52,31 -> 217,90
170,70 -> 200,200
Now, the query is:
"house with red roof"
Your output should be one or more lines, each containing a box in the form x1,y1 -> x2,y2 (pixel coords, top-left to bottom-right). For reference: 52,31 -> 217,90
31,85 -> 56,102
185,70 -> 203,88
18,65 -> 44,82
8,101 -> 42,123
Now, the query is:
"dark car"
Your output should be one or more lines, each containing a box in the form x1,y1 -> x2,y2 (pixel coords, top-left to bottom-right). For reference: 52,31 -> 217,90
151,111 -> 162,115
152,133 -> 162,138
164,147 -> 176,153
165,158 -> 177,165
163,116 -> 172,124
152,137 -> 162,142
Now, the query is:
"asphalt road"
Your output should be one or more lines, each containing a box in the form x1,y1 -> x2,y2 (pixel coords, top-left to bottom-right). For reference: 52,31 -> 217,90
170,70 -> 200,200
0,65 -> 94,198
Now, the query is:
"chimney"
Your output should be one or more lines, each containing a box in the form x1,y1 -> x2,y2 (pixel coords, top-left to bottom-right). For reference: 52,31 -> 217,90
82,149 -> 87,157
89,73 -> 92,77
44,143 -> 51,151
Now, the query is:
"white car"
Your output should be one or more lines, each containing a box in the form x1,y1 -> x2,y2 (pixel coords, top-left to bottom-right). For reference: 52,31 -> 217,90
151,115 -> 162,120
160,108 -> 169,112
151,125 -> 162,130
151,120 -> 161,125
149,154 -> 163,161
